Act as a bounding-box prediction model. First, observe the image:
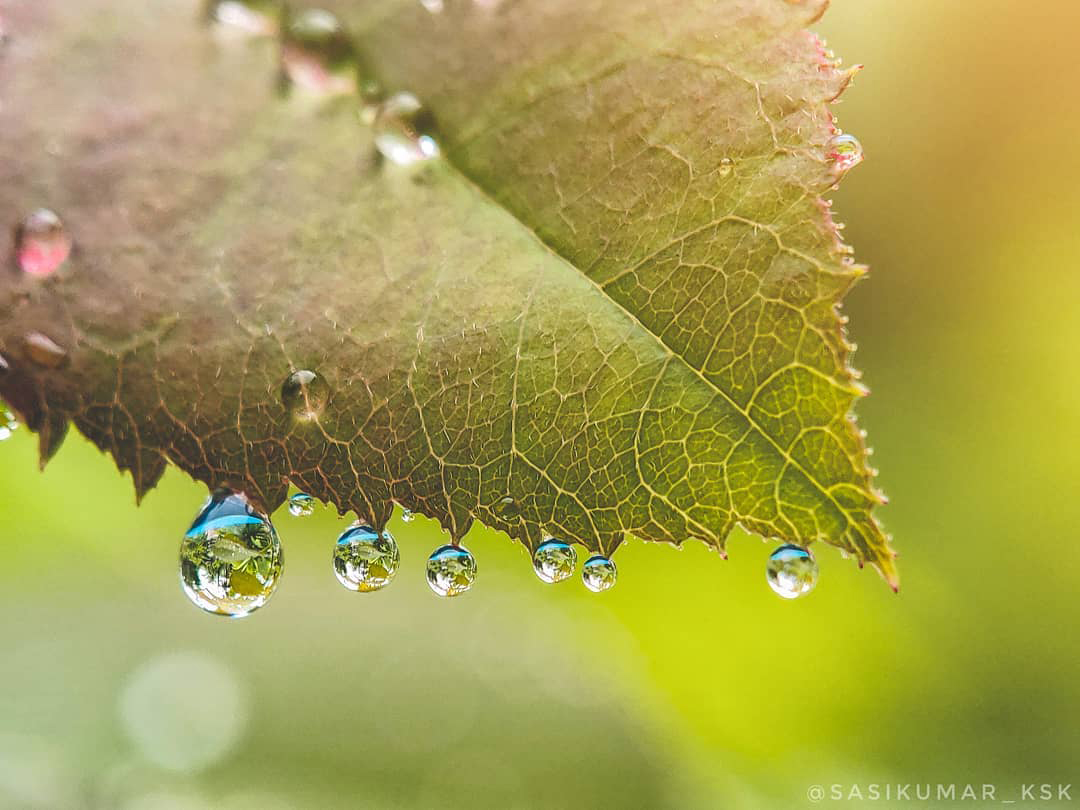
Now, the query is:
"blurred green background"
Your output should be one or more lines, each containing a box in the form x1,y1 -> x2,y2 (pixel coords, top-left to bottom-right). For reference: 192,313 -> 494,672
2,1 -> 1079,808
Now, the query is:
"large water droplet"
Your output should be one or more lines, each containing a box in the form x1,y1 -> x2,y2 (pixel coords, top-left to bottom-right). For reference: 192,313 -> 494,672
532,537 -> 577,584
766,544 -> 818,599
287,492 -> 315,517
23,331 -> 68,369
14,209 -> 71,277
206,0 -> 281,37
426,543 -> 476,597
581,555 -> 617,592
281,369 -> 329,422
333,523 -> 400,592
0,400 -> 17,441
373,92 -> 440,166
280,8 -> 357,97
827,133 -> 863,173
179,489 -> 283,617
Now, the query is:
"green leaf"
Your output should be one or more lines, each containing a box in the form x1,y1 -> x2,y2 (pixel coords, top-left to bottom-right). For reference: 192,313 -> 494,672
0,0 -> 897,587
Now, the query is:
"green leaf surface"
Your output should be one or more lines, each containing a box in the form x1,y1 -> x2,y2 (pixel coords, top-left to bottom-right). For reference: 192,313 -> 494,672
0,0 -> 897,586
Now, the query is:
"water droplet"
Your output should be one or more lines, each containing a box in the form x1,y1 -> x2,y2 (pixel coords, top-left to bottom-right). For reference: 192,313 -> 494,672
532,537 -> 577,584
718,157 -> 734,177
179,489 -> 283,617
206,0 -> 281,37
333,523 -> 400,592
827,133 -> 863,173
281,368 -> 329,422
493,495 -> 519,519
420,0 -> 444,13
426,543 -> 476,597
23,331 -> 68,369
14,209 -> 71,277
581,555 -> 617,592
373,92 -> 440,166
280,8 -> 357,97
0,400 -> 17,441
287,492 -> 315,517
766,544 -> 818,599
400,508 -> 415,523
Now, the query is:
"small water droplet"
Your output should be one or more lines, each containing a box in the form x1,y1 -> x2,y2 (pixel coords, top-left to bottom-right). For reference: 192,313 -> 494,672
14,209 -> 71,277
493,495 -> 519,519
718,157 -> 734,177
281,369 -> 329,422
280,8 -> 357,97
532,537 -> 577,584
400,508 -> 415,523
766,544 -> 818,599
826,133 -> 863,173
207,0 -> 281,37
426,543 -> 476,597
581,555 -> 617,592
333,523 -> 400,592
287,492 -> 315,517
23,331 -> 68,369
420,0 -> 444,13
373,92 -> 440,166
0,400 -> 17,441
180,489 -> 283,617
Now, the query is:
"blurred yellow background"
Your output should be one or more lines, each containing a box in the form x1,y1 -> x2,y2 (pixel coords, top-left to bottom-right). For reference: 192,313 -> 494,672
2,1 -> 1079,807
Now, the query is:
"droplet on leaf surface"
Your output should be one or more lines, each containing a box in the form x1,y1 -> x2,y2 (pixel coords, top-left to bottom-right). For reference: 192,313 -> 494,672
281,368 -> 329,422
532,537 -> 577,584
766,544 -> 819,599
23,331 -> 68,369
14,208 -> 71,277
206,0 -> 281,37
400,508 -> 415,522
333,523 -> 400,592
373,92 -> 440,166
279,8 -> 357,97
581,555 -> 617,592
426,543 -> 476,597
179,489 -> 283,617
0,400 -> 17,441
287,492 -> 315,516
827,133 -> 863,173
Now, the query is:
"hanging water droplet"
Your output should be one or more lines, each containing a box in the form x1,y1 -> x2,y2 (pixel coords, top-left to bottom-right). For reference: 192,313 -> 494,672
287,492 -> 315,517
279,8 -> 357,97
581,555 -> 617,592
400,508 -> 415,523
281,369 -> 329,422
333,523 -> 400,592
826,133 -> 863,173
179,489 -> 283,617
14,209 -> 72,277
23,331 -> 68,369
373,92 -> 440,166
206,0 -> 282,37
426,543 -> 476,597
532,537 -> 577,584
420,0 -> 445,13
766,544 -> 818,599
0,400 -> 17,441
493,495 -> 519,519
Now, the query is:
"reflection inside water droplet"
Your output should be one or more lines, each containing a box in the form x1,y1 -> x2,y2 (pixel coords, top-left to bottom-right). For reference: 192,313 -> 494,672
287,492 -> 315,516
179,489 -> 283,617
581,555 -> 616,592
279,8 -> 357,97
766,544 -> 818,599
281,368 -> 329,422
0,400 -> 17,441
206,0 -> 282,37
373,92 -> 440,166
827,133 -> 863,173
23,331 -> 68,369
426,543 -> 476,597
333,523 -> 400,591
14,209 -> 71,277
533,537 -> 577,584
